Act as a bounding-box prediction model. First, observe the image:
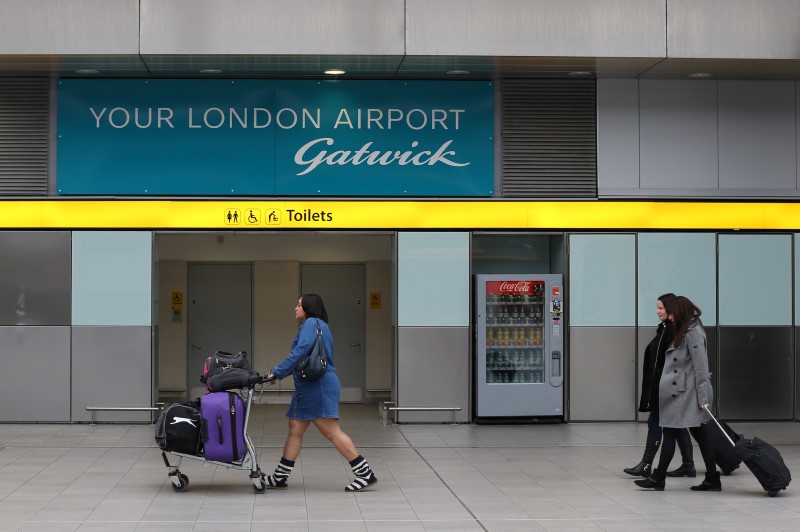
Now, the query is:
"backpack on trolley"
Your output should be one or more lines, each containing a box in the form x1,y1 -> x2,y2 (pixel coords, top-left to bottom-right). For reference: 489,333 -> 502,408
200,351 -> 251,392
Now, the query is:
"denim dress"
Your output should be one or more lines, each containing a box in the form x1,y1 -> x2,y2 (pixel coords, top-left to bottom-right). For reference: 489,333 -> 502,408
271,317 -> 340,420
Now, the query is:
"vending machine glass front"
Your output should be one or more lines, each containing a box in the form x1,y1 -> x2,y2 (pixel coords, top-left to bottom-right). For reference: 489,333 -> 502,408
484,280 -> 545,385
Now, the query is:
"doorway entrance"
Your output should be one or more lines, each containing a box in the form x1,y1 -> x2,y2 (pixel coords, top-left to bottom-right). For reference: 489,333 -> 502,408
186,263 -> 253,399
301,263 -> 366,402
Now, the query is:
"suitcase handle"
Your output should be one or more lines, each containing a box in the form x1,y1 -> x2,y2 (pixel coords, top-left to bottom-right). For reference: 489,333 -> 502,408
703,405 -> 735,448
217,414 -> 224,444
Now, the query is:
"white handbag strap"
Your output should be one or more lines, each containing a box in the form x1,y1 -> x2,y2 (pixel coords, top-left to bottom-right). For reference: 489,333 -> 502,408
703,405 -> 735,447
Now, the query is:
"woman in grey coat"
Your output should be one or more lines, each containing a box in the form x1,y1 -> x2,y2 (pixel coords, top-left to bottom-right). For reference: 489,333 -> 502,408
635,296 -> 721,491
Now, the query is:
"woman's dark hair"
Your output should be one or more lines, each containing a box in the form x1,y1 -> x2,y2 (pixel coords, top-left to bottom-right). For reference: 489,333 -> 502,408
301,293 -> 329,323
670,295 -> 702,347
658,293 -> 676,317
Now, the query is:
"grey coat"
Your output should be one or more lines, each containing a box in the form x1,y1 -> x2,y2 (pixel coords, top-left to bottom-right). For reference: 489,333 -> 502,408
658,320 -> 713,428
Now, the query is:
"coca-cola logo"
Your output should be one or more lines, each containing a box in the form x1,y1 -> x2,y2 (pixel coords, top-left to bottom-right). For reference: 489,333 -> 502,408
499,281 -> 532,294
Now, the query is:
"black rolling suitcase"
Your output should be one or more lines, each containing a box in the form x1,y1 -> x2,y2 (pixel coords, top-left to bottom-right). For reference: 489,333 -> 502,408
705,417 -> 741,475
705,407 -> 791,496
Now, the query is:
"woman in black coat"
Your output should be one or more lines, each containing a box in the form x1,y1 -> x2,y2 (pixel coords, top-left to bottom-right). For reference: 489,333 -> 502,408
635,296 -> 719,491
624,293 -> 695,478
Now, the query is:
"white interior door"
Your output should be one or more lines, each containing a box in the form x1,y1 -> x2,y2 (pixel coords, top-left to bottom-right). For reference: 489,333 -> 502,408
187,263 -> 252,399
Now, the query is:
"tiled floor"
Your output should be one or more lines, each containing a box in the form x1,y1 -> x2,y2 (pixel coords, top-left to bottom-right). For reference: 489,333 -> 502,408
1,404 -> 799,531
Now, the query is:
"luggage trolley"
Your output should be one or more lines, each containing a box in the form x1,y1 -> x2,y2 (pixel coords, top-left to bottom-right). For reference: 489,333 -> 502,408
159,374 -> 271,493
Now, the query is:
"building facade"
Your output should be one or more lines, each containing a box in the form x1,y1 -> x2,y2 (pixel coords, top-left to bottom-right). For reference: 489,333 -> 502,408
2,0 -> 800,423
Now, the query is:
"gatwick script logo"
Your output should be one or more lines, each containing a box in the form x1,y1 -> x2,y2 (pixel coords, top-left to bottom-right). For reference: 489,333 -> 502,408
294,138 -> 469,176
170,417 -> 197,427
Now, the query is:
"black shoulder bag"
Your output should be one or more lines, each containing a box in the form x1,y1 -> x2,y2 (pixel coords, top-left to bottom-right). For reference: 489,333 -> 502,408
295,319 -> 328,381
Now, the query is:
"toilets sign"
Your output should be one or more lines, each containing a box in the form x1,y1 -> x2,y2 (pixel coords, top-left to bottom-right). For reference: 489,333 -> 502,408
57,79 -> 494,196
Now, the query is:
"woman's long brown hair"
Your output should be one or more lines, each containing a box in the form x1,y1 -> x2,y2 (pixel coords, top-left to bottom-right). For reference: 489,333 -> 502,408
670,295 -> 702,348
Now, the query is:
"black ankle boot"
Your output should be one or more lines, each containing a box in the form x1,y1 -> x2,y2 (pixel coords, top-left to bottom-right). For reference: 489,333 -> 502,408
690,471 -> 721,492
623,460 -> 651,477
667,432 -> 696,477
666,462 -> 696,477
624,434 -> 660,477
634,475 -> 665,491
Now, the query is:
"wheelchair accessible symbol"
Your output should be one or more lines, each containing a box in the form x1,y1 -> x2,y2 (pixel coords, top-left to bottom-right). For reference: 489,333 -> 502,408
245,209 -> 260,226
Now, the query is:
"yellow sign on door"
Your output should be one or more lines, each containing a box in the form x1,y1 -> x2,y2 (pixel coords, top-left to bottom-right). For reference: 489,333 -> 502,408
369,291 -> 381,310
171,291 -> 184,309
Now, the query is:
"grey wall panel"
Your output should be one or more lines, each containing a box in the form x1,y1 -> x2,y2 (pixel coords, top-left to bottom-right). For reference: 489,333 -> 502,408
0,326 -> 70,421
0,232 -> 71,326
71,326 -> 153,422
569,234 -> 635,326
637,233 -> 718,326
640,80 -> 718,190
398,232 -> 470,327
668,0 -> 800,59
718,81 -> 796,190
407,0 -> 665,57
719,234 -> 792,326
141,0 -> 405,55
597,79 -> 640,193
719,327 -> 793,421
570,327 -> 635,421
0,0 -> 139,54
396,327 -> 469,423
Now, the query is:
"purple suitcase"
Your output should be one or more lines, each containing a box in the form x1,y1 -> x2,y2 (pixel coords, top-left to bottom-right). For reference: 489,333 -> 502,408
201,391 -> 246,463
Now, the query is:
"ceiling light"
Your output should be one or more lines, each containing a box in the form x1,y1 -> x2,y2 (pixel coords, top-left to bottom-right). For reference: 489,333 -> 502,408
199,69 -> 223,74
446,70 -> 470,75
689,72 -> 712,78
324,69 -> 346,75
568,71 -> 593,77
75,69 -> 99,74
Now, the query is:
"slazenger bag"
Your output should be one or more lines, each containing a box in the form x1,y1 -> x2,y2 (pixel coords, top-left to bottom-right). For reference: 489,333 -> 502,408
155,403 -> 207,455
201,351 -> 251,391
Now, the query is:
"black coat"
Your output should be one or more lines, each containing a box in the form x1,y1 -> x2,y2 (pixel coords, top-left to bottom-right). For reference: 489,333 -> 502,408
638,320 -> 674,412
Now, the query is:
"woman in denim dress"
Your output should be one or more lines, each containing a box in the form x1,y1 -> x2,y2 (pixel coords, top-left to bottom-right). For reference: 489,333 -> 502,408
265,293 -> 378,492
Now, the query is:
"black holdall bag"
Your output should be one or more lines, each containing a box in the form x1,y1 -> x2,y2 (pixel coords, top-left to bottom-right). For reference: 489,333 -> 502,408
201,351 -> 251,391
155,403 -> 207,455
295,319 -> 328,381
205,367 -> 261,392
704,406 -> 791,496
736,436 -> 792,496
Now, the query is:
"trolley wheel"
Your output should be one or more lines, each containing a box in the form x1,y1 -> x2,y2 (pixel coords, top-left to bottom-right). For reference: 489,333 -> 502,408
768,489 -> 780,497
171,473 -> 189,492
253,474 -> 267,494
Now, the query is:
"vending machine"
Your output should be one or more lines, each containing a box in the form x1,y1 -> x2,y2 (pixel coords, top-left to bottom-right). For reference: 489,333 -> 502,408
475,274 -> 564,418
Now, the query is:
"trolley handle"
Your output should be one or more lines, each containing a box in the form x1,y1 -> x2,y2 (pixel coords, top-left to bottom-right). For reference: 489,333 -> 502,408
703,405 -> 736,448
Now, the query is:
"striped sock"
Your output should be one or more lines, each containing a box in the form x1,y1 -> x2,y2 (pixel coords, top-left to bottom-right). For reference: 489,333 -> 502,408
345,455 -> 378,492
266,457 -> 294,489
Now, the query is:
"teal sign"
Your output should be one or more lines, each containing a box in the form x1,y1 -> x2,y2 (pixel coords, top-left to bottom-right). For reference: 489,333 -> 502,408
57,80 -> 494,196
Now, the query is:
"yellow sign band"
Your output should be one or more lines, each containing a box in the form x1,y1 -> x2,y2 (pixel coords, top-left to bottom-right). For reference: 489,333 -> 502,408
0,200 -> 794,230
